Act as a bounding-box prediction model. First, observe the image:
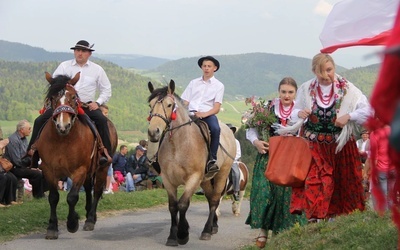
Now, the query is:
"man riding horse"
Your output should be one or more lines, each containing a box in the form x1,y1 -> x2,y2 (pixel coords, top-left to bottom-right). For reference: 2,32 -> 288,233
25,40 -> 112,167
181,56 -> 224,179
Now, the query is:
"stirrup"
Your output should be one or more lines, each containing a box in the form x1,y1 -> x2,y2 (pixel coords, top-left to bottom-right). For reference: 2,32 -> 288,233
204,159 -> 219,180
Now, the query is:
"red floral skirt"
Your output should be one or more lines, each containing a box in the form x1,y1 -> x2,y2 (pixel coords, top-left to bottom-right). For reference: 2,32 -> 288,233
290,138 -> 365,219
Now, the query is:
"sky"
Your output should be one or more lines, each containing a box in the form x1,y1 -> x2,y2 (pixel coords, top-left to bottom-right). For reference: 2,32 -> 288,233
0,0 -> 386,68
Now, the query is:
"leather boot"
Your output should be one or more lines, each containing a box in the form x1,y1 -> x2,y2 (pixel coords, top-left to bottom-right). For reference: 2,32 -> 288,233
99,147 -> 112,167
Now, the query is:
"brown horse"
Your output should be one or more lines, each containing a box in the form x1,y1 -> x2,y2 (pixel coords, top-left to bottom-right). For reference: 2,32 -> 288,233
34,72 -> 117,239
147,80 -> 236,246
216,162 -> 249,217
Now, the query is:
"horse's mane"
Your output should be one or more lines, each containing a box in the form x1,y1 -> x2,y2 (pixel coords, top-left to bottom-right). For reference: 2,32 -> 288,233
45,75 -> 72,100
147,86 -> 184,106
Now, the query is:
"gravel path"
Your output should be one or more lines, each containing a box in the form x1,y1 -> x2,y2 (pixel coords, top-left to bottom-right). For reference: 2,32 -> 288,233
1,199 -> 257,250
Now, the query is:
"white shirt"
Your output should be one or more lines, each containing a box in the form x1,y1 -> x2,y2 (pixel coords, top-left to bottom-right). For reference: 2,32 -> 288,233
234,138 -> 241,163
181,76 -> 224,112
53,59 -> 112,105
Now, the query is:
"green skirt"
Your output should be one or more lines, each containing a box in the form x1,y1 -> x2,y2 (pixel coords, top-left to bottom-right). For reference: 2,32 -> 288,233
245,153 -> 307,233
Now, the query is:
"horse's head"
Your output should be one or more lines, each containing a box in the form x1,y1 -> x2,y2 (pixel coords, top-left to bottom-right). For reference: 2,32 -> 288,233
45,72 -> 81,135
147,80 -> 178,142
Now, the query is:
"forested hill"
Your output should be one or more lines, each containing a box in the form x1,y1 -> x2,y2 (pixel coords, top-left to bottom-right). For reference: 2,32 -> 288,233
0,40 -> 169,70
145,52 -> 379,99
0,60 -> 155,132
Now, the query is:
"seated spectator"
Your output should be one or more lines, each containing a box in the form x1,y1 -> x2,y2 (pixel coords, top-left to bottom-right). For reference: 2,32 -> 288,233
112,145 -> 128,176
4,120 -> 47,199
0,134 -> 18,207
125,145 -> 149,191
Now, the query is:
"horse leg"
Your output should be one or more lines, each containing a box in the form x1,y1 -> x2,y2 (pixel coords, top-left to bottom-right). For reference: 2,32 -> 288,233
46,185 -> 60,239
83,177 -> 95,231
231,195 -> 237,215
200,197 -> 219,240
84,166 -> 107,231
165,183 -> 179,246
66,185 -> 81,233
234,190 -> 245,216
216,195 -> 224,217
176,192 -> 192,245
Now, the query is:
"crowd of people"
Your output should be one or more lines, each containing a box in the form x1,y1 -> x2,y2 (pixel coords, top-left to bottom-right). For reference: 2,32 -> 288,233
110,140 -> 162,193
0,39 -> 396,248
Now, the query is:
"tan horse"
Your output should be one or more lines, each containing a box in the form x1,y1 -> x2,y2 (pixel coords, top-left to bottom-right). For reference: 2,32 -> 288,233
216,162 -> 249,217
34,73 -> 118,239
147,80 -> 236,246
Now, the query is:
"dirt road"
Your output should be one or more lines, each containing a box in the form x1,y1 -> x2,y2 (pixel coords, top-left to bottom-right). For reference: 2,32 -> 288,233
1,199 -> 257,250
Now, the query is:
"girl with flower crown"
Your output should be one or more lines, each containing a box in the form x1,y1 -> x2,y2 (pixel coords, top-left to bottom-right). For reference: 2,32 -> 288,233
244,77 -> 307,248
276,53 -> 371,221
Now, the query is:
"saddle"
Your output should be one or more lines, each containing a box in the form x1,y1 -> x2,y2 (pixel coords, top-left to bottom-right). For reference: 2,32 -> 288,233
192,118 -> 212,161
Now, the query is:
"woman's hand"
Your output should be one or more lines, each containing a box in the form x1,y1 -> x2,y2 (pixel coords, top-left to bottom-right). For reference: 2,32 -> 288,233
254,139 -> 269,154
335,114 -> 351,128
298,108 -> 311,119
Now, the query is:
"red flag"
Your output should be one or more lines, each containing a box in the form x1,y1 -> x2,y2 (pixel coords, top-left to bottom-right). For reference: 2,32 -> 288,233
371,6 -> 400,124
320,0 -> 399,53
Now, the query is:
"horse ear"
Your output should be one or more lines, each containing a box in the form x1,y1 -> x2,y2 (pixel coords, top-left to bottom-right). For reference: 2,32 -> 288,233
69,72 -> 80,86
168,80 -> 175,95
45,72 -> 53,84
148,82 -> 154,93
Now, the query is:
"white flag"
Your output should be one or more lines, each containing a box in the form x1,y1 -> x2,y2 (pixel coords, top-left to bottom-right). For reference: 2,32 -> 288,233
320,0 -> 399,53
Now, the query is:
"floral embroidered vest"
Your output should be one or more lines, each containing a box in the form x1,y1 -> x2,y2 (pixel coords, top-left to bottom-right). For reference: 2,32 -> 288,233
303,102 -> 342,143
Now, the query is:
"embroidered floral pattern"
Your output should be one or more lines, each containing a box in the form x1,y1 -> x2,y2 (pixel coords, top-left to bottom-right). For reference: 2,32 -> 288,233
303,102 -> 341,144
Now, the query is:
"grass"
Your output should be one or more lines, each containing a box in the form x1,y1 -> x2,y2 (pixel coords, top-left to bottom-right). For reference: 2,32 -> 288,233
241,209 -> 397,250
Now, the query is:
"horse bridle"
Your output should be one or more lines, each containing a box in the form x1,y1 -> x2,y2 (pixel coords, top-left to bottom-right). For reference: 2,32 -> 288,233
148,94 -> 194,132
51,84 -> 80,120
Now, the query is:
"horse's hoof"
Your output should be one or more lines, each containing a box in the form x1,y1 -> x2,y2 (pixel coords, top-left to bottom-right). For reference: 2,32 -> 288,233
212,226 -> 218,234
199,233 -> 212,240
234,213 -> 240,216
83,222 -> 95,231
45,230 -> 59,240
67,221 -> 79,233
177,236 -> 189,245
166,238 -> 179,246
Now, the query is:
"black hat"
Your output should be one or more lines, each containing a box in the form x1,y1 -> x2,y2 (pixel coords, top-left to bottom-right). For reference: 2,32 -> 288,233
226,123 -> 237,133
198,56 -> 220,72
70,40 -> 95,51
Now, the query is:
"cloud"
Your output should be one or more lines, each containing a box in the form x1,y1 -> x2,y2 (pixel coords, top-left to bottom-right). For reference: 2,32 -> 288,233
314,0 -> 333,16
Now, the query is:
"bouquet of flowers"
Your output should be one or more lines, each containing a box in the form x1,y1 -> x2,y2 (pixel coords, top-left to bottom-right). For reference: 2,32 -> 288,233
242,96 -> 277,142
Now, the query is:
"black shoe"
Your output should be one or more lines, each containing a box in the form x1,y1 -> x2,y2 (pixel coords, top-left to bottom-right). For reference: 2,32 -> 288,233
204,159 -> 219,180
233,191 -> 239,201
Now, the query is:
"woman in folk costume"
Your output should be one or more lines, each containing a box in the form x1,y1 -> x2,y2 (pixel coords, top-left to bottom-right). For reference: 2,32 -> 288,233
245,77 -> 307,249
276,53 -> 371,220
